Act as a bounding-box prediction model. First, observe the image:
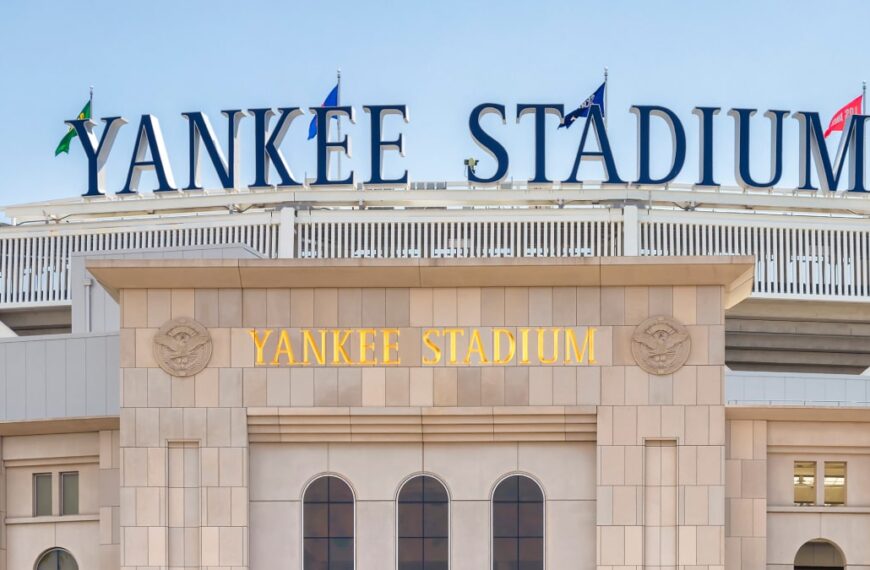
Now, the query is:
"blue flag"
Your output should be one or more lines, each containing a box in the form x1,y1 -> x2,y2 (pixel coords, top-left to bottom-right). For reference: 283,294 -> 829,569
559,82 -> 606,129
307,83 -> 340,140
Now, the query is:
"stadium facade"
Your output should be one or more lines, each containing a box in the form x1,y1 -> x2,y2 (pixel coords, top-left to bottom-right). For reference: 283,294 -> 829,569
0,180 -> 869,570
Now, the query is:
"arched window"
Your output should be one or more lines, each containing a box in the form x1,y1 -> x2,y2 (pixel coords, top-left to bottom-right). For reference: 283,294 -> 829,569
397,475 -> 449,570
304,475 -> 354,570
35,548 -> 78,570
492,475 -> 544,570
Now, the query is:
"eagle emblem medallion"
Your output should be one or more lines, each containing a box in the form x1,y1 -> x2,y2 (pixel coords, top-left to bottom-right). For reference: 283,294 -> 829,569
630,315 -> 691,375
153,317 -> 213,377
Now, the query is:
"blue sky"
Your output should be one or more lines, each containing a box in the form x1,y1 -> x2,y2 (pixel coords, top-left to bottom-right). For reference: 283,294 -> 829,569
1,0 -> 868,203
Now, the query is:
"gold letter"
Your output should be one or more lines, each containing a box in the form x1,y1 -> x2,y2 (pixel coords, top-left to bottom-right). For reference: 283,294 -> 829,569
359,329 -> 378,365
271,329 -> 297,365
422,329 -> 442,365
519,328 -> 531,365
537,328 -> 560,364
382,329 -> 401,365
249,329 -> 273,365
332,329 -> 353,364
302,329 -> 327,365
565,327 -> 597,364
464,328 -> 489,364
493,328 -> 516,364
443,328 -> 465,364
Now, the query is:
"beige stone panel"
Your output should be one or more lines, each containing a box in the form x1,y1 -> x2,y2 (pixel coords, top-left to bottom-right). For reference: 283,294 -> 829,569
194,366 -> 220,407
456,288 -> 481,326
697,446 -> 724,486
231,407 -> 248,446
206,486 -> 232,526
546,500 -> 596,570
697,286 -> 723,324
638,405 -> 662,439
361,367 -> 386,406
244,367 -> 267,407
53,522 -> 102,567
209,326 -> 230,368
624,525 -> 643,566
194,288 -> 220,327
313,287 -> 339,326
351,500 -> 393,570
685,486 -> 709,525
119,407 -> 135,447
361,288 -> 387,327
219,447 -> 246,487
740,460 -> 766,500
134,328 -> 157,368
423,443 -> 517,500
708,485 -> 726,527
678,525 -> 697,566
230,327 -> 256,367
251,501 -> 299,569
123,447 -> 148,487
146,368 -> 170,408
433,368 -> 458,406
597,485 -> 613,526
249,443 -> 327,501
290,288 -> 314,326
552,287 -> 577,326
386,367 -> 411,406
218,288 -> 243,327
679,446 -> 698,486
624,367 -> 648,406
123,525 -> 149,566
697,525 -> 723,564
596,406 -> 613,446
673,285 -> 697,325
600,366 -> 625,406
136,486 -> 162,526
170,289 -> 196,319
673,365 -> 697,405
409,288 -> 433,326
592,325 -> 612,366
266,367 -> 291,406
218,525 -> 245,566
648,285 -> 673,316
207,407 -> 231,447
599,445 -> 625,486
577,287 -> 600,325
171,374 -> 195,408
480,367 -> 505,406
685,406 -> 710,446
409,368 -> 434,406
528,287 -> 553,326
552,367 -> 577,405
232,486 -> 248,526
122,368 -> 147,408
504,287 -> 529,326
599,524 -> 625,565
338,368 -> 363,406
338,288 -> 363,326
385,288 -> 410,327
242,288 -> 268,327
432,288 -> 458,325
291,368 -> 315,407
528,367 -> 553,405
328,443 -> 421,500
135,407 -> 159,447
219,367 -> 243,407
183,407 -> 207,441
149,526 -> 167,566
624,445 -> 644,487
709,405 -> 726,446
612,406 -> 638,446
480,287 -> 505,326
611,325 -> 634,366
159,407 -> 183,444
600,287 -> 625,325
314,368 -> 339,406
457,367 -> 481,406
729,420 -> 753,461
450,500 -> 490,570
518,442 -> 595,500
612,485 -> 638,525
687,325 -> 709,366
122,289 -> 148,328
648,373 -> 673,405
119,327 -> 136,368
199,525 -> 219,566
577,367 -> 600,405
266,288 -> 292,327
751,420 -> 767,460
504,367 -> 529,406
624,286 -> 649,325
709,323 -> 726,366
729,498 -> 753,538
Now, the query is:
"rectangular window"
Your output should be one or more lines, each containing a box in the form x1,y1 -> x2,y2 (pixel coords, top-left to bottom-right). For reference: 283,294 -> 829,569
824,462 -> 846,506
33,473 -> 52,516
60,472 -> 79,515
794,461 -> 816,505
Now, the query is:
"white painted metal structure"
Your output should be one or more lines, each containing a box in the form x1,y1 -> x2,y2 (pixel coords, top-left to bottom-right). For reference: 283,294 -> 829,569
3,182 -> 870,308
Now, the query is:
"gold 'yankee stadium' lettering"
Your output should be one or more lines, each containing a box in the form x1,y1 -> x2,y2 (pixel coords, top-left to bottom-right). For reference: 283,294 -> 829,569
251,327 -> 596,367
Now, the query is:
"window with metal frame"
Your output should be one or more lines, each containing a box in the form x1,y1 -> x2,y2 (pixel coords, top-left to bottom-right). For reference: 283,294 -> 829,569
304,476 -> 354,570
397,475 -> 449,570
492,475 -> 544,570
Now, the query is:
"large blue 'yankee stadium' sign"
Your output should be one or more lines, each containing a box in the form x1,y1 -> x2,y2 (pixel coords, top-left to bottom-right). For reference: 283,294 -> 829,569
64,102 -> 869,196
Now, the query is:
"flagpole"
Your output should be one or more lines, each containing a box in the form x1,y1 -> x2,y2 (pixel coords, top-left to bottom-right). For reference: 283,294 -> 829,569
863,81 -> 866,114
89,85 -> 94,118
337,68 -> 342,182
603,67 -> 608,127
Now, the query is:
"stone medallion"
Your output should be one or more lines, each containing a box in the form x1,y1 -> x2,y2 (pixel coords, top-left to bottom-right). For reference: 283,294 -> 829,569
630,315 -> 692,375
152,317 -> 213,377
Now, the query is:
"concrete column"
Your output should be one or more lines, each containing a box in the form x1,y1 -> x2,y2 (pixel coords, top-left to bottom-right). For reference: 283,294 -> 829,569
724,420 -> 767,569
99,430 -> 121,570
277,207 -> 296,258
623,205 -> 640,256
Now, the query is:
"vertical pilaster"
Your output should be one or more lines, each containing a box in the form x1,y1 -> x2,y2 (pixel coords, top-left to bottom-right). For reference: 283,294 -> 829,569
623,205 -> 640,256
277,207 -> 296,258
0,437 -> 6,570
99,430 -> 121,570
724,420 -> 767,569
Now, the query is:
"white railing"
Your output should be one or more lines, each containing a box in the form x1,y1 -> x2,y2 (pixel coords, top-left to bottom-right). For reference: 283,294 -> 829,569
0,214 -> 279,307
294,210 -> 623,259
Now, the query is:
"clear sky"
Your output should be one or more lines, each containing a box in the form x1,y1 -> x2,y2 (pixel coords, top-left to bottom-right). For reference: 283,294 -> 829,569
1,0 -> 868,204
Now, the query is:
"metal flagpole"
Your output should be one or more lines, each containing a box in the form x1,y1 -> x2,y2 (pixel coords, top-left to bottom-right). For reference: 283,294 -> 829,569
863,81 -> 866,114
337,68 -> 342,181
89,85 -> 94,117
603,67 -> 608,127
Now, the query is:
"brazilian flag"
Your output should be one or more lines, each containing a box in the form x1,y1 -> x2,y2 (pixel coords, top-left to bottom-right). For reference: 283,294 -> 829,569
55,100 -> 91,156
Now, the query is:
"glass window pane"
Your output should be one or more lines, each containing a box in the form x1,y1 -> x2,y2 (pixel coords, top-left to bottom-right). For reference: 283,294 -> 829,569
493,503 -> 518,537
329,478 -> 353,503
329,503 -> 354,538
422,503 -> 448,538
399,503 -> 423,538
518,503 -> 544,538
61,472 -> 79,516
304,538 -> 328,570
517,478 -> 543,503
493,537 -> 518,569
518,537 -> 543,570
422,477 -> 448,503
494,477 -> 519,502
423,537 -> 448,570
58,550 -> 78,570
36,550 -> 57,570
400,476 -> 425,503
306,478 -> 330,502
824,461 -> 846,505
304,504 -> 329,538
794,461 -> 816,505
398,537 -> 423,570
37,550 -> 78,570
330,538 -> 354,570
33,473 -> 52,517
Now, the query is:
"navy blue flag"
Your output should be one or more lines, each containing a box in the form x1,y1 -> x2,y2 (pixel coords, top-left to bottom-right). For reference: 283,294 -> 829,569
559,82 -> 606,129
307,83 -> 340,140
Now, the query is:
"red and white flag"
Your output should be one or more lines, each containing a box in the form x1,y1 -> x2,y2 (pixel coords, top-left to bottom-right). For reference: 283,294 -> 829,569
824,94 -> 863,138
